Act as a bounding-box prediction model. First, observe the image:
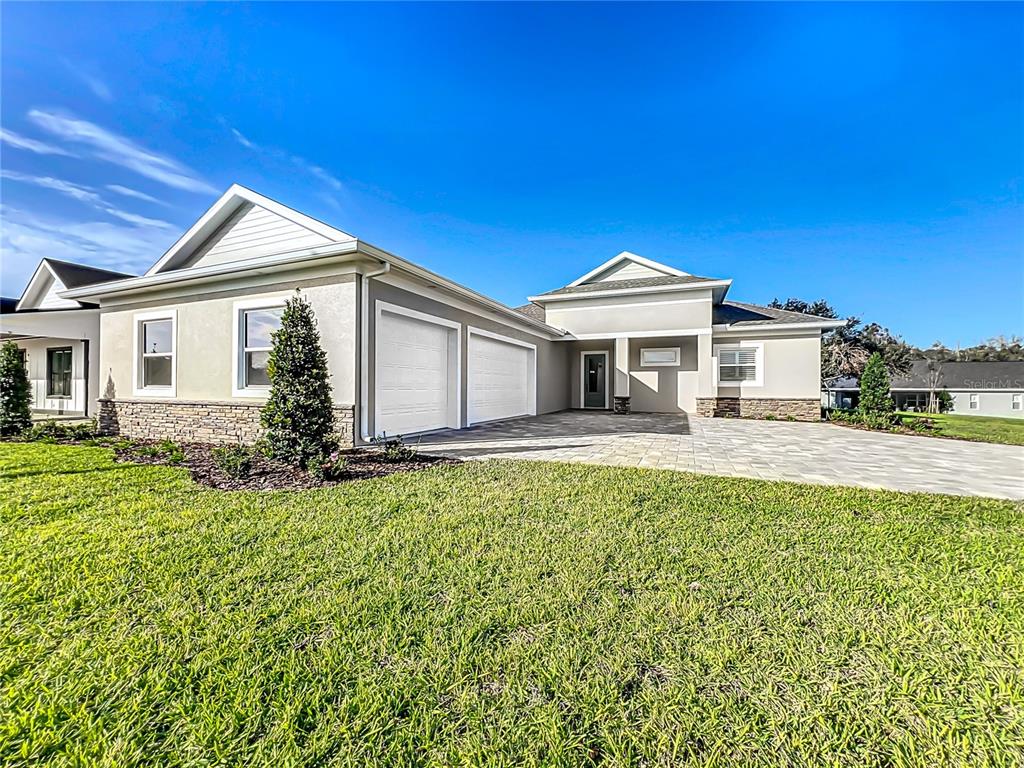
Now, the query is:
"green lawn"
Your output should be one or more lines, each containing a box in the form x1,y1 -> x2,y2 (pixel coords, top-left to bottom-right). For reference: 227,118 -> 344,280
2,443 -> 1022,767
898,411 -> 1024,446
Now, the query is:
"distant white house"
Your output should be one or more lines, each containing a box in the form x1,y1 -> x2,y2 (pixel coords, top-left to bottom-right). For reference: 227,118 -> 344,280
824,360 -> 1024,419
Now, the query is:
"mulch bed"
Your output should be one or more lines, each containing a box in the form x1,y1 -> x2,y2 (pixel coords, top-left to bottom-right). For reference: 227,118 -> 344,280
111,441 -> 460,491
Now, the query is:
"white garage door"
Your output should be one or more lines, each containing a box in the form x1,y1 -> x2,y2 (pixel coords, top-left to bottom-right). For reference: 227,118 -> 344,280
377,310 -> 455,436
468,332 -> 533,425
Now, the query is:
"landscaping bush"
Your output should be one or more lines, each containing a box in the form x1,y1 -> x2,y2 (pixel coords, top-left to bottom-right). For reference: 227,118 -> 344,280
858,352 -> 894,416
0,341 -> 31,436
211,444 -> 254,478
23,419 -> 97,442
936,389 -> 954,413
313,448 -> 348,480
260,292 -> 336,469
371,433 -> 418,462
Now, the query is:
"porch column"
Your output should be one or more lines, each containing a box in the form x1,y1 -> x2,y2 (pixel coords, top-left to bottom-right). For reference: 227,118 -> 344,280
613,336 -> 631,414
696,332 -> 715,415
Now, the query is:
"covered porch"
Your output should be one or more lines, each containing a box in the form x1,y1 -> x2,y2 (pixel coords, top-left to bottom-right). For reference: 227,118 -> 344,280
566,334 -> 715,414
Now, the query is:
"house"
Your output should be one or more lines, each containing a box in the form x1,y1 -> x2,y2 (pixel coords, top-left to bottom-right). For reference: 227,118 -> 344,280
1,185 -> 843,443
0,259 -> 133,419
823,360 -> 1024,418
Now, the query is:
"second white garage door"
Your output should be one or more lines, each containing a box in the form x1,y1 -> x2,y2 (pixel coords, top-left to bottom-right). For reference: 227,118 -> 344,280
468,331 -> 535,425
376,308 -> 458,436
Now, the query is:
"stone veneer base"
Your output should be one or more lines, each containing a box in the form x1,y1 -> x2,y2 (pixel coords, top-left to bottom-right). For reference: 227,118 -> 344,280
696,397 -> 820,422
98,398 -> 355,446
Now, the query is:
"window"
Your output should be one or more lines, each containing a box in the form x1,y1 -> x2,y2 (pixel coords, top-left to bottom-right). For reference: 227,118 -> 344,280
640,347 -> 680,367
46,347 -> 72,398
719,347 -> 758,382
240,306 -> 283,388
134,310 -> 176,395
1013,394 -> 1022,411
969,393 -> 979,410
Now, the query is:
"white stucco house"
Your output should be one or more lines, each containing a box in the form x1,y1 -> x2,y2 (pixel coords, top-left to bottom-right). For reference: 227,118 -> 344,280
1,185 -> 844,444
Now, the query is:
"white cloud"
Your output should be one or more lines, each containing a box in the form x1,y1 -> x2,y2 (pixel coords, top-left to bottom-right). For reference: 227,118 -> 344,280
229,123 -> 343,193
27,109 -> 218,194
105,184 -> 167,206
61,59 -> 114,103
0,127 -> 75,157
1,170 -> 174,229
1,205 -> 175,291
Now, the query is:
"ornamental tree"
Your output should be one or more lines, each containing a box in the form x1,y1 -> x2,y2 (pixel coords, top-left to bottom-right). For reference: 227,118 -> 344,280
260,292 -> 336,468
858,352 -> 894,416
0,340 -> 31,435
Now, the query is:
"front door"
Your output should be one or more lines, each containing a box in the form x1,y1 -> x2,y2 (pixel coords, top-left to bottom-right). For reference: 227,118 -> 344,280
583,353 -> 606,408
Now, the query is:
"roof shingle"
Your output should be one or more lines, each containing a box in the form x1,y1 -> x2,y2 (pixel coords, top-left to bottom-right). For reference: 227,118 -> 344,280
535,274 -> 723,297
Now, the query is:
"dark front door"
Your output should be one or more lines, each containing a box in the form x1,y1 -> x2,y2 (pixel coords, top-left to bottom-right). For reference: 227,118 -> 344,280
583,353 -> 606,408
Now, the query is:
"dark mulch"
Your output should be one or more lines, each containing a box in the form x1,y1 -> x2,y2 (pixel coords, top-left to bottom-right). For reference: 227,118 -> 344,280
110,441 -> 460,491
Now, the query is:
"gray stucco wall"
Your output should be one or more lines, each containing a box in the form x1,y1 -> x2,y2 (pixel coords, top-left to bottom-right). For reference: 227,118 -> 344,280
628,337 -> 699,413
568,340 -> 615,409
367,279 -> 570,436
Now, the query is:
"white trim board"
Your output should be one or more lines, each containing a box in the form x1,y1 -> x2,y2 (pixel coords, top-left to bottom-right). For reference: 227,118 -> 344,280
564,328 -> 712,340
529,280 -> 731,303
547,296 -> 712,312
579,349 -> 610,409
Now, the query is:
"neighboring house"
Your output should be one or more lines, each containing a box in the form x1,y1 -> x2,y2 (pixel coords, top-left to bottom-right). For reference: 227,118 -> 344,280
0,259 -> 133,419
823,360 -> 1024,418
1,185 -> 842,444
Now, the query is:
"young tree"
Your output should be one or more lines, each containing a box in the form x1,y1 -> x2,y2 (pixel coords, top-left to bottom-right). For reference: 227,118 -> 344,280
858,352 -> 894,416
0,341 -> 32,435
260,292 -> 336,468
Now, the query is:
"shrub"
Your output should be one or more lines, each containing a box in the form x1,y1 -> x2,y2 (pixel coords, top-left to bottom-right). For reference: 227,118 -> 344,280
260,293 -> 336,469
212,445 -> 254,478
0,341 -> 31,436
936,389 -> 954,414
858,353 -> 893,416
23,419 -> 97,442
371,433 -> 418,462
313,449 -> 348,481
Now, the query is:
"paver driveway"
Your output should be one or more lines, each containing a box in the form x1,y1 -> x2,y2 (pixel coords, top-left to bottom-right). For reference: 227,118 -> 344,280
418,411 -> 1024,499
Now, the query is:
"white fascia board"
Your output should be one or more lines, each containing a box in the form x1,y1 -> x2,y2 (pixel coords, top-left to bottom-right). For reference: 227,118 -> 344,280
529,280 -> 732,303
60,241 -> 361,301
712,319 -> 846,333
144,184 -> 355,276
15,260 -> 69,312
560,328 -> 712,340
567,251 -> 690,287
357,241 -> 566,338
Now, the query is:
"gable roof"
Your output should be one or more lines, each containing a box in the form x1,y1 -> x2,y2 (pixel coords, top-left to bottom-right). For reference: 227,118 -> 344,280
827,361 -> 1024,391
713,301 -> 845,329
536,274 -> 725,298
43,259 -> 134,289
15,258 -> 134,312
568,251 -> 690,286
145,184 -> 355,275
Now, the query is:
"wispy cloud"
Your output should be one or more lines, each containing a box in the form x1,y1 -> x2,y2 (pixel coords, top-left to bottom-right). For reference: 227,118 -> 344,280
1,170 -> 174,229
228,123 -> 343,192
1,205 -> 175,289
0,127 -> 76,157
105,184 -> 167,206
27,109 -> 218,194
61,59 -> 114,102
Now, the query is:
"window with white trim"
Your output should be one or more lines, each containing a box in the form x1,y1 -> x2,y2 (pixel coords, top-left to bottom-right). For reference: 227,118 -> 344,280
139,318 -> 173,389
1012,394 -> 1021,411
239,306 -> 283,389
640,347 -> 680,367
969,393 -> 979,410
719,347 -> 758,382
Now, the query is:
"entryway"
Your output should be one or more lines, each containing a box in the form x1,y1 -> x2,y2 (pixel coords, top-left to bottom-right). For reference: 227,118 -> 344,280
581,351 -> 608,409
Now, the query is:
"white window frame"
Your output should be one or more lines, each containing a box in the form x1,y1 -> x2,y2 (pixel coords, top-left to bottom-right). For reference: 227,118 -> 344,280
713,342 -> 764,387
132,309 -> 177,397
232,296 -> 289,398
466,326 -> 537,426
969,393 -> 980,410
640,346 -> 681,367
1012,393 -> 1022,411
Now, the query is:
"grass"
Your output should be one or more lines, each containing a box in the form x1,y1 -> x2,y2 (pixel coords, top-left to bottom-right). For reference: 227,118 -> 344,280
897,411 -> 1024,446
1,443 -> 1022,767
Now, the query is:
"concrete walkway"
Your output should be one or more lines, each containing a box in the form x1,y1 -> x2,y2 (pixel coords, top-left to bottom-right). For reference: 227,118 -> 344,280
418,411 -> 1024,500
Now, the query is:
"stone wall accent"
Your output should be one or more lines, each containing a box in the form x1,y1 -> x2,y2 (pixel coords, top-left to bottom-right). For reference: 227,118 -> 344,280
695,397 -> 820,422
613,396 -> 631,415
98,398 -> 355,446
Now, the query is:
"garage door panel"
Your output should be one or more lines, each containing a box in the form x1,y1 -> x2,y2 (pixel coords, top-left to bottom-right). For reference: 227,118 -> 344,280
377,310 -> 455,435
468,334 -> 533,425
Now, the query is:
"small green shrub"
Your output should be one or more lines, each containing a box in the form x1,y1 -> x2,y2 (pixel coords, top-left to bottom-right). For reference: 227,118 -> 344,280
23,420 -> 97,442
313,449 -> 348,480
371,433 -> 418,462
936,389 -> 954,413
858,353 -> 894,416
212,445 -> 254,478
763,414 -> 777,421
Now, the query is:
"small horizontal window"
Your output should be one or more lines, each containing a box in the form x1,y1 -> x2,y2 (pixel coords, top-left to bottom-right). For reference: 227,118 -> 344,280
640,347 -> 680,367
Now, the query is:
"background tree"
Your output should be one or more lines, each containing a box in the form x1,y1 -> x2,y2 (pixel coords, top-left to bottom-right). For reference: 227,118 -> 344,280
260,292 -> 336,468
0,341 -> 32,435
858,352 -> 894,416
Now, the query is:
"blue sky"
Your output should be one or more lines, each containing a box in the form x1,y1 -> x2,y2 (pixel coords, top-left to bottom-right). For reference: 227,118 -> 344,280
1,2 -> 1021,347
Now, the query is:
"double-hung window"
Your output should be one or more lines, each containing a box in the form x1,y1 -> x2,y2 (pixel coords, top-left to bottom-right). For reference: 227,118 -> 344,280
234,300 -> 285,395
47,347 -> 72,398
969,393 -> 979,410
134,310 -> 176,395
719,347 -> 759,383
1013,394 -> 1022,411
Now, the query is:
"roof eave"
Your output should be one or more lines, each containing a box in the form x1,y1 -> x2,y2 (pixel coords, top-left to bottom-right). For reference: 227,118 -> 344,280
528,279 -> 733,303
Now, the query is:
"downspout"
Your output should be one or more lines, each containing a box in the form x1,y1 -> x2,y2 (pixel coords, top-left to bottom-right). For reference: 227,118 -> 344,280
359,260 -> 391,443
